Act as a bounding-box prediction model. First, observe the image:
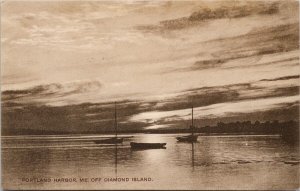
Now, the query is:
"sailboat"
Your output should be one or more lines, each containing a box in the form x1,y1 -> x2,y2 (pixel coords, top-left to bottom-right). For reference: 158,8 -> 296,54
176,106 -> 198,142
94,102 -> 123,144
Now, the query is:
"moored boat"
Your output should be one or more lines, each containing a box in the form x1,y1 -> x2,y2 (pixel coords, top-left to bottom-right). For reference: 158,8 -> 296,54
94,102 -> 123,144
176,134 -> 198,142
130,142 -> 166,149
176,106 -> 198,143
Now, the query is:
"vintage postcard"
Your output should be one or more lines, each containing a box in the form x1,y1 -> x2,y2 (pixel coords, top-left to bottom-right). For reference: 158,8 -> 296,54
1,0 -> 299,190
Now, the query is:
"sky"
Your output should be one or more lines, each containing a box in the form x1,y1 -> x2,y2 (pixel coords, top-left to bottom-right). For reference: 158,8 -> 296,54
1,0 -> 299,134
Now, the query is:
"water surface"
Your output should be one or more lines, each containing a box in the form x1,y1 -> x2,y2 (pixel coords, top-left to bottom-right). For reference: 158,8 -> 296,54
2,134 -> 299,190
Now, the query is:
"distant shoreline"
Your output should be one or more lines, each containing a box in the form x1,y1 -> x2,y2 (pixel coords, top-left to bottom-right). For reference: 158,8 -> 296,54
0,132 -> 283,137
2,120 -> 298,139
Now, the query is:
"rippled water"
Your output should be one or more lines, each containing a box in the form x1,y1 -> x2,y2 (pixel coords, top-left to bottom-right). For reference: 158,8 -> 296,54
2,134 -> 299,190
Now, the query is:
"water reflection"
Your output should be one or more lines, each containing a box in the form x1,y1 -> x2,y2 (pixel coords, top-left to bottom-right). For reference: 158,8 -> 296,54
192,142 -> 194,170
115,143 -> 118,176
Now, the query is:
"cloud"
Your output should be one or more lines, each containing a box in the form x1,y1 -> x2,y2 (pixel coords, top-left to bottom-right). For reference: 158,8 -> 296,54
188,2 -> 279,20
191,59 -> 227,70
271,86 -> 299,97
260,75 -> 299,82
130,95 -> 299,126
2,80 -> 102,104
3,72 -> 298,108
160,22 -> 298,74
209,23 -> 299,56
152,80 -> 299,113
137,2 -> 279,32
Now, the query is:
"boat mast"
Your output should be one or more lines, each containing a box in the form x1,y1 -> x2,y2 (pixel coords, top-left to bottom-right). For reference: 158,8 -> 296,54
114,102 -> 117,138
191,106 -> 194,136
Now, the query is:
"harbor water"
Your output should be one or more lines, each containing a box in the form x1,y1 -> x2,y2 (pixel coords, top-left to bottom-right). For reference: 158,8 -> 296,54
2,134 -> 299,190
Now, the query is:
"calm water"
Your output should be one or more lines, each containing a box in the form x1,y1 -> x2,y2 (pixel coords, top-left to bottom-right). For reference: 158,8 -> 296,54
2,134 -> 299,190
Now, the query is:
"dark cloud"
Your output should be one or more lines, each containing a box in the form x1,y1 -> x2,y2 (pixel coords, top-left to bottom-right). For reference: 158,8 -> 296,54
191,59 -> 227,70
210,23 -> 299,55
1,100 -> 149,135
271,86 -> 299,97
224,56 -> 299,70
2,75 -> 299,135
153,80 -> 299,113
153,85 -> 243,111
2,80 -> 102,102
188,2 -> 279,21
137,2 -> 279,32
260,75 -> 299,82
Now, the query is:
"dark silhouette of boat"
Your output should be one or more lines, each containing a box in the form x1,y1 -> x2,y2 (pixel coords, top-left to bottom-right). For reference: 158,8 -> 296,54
176,134 -> 198,142
130,142 -> 166,150
176,106 -> 198,142
94,102 -> 123,144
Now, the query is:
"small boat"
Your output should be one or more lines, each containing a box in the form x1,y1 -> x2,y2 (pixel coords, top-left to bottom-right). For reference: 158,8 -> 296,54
94,102 -> 123,144
176,106 -> 198,143
130,142 -> 166,149
176,135 -> 198,142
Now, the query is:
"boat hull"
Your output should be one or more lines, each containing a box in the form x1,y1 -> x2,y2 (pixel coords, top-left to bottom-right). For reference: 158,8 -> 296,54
94,137 -> 123,144
176,135 -> 198,142
130,142 -> 166,150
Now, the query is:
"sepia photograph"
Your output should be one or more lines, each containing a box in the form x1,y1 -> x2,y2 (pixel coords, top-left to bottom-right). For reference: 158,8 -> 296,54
1,0 -> 299,190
